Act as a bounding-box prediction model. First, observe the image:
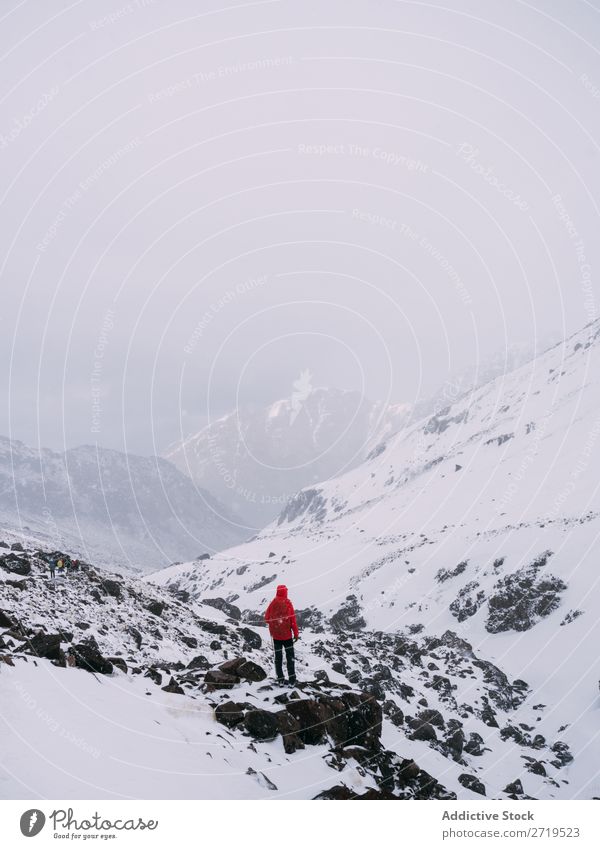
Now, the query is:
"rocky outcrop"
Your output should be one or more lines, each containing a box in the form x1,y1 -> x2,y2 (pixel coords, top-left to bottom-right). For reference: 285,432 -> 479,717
238,627 -> 262,649
450,581 -> 486,622
436,561 -> 467,583
68,636 -> 113,675
145,600 -> 166,617
458,773 -> 486,796
330,595 -> 366,633
203,657 -> 267,690
0,609 -> 16,629
100,579 -> 122,599
202,597 -> 241,620
278,489 -> 327,525
162,676 -> 185,695
0,553 -> 31,576
21,632 -> 64,664
486,552 -> 566,633
316,752 -> 456,800
244,710 -> 279,741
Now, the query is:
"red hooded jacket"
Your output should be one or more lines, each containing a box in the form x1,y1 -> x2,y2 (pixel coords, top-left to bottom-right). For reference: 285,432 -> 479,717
264,585 -> 299,641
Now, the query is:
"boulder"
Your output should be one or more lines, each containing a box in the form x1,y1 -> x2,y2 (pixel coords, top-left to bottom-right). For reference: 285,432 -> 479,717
204,669 -> 239,689
480,701 -> 499,727
187,655 -> 210,671
128,626 -> 142,649
241,610 -> 264,626
101,579 -> 122,599
107,657 -> 128,674
325,693 -> 383,750
162,676 -> 185,695
417,708 -> 446,729
407,718 -> 438,743
145,667 -> 162,685
0,555 -> 31,576
197,620 -> 227,636
358,678 -> 385,701
0,609 -> 16,630
525,759 -> 546,776
458,774 -> 486,796
504,779 -> 524,796
10,542 -> 25,552
180,635 -> 198,649
244,710 -> 279,741
218,657 -> 247,675
464,732 -> 485,756
170,588 -> 190,603
285,699 -> 331,745
145,600 -> 165,617
238,627 -> 262,649
215,701 -> 248,728
237,660 -> 267,682
550,741 -> 574,768
69,637 -> 113,675
314,786 -> 397,800
22,632 -> 63,663
445,725 -> 465,762
383,700 -> 404,728
202,598 -> 241,621
274,711 -> 305,753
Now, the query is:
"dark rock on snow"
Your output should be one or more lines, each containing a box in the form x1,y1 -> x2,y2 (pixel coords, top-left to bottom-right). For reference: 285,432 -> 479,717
458,773 -> 486,796
202,597 -> 241,621
68,636 -> 113,675
244,710 -> 279,741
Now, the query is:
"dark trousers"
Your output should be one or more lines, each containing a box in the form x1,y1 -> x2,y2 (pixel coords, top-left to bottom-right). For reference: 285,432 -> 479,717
273,638 -> 295,680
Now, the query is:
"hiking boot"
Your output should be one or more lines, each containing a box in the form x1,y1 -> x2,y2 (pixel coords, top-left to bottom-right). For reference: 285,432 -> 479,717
276,677 -> 285,686
288,676 -> 297,686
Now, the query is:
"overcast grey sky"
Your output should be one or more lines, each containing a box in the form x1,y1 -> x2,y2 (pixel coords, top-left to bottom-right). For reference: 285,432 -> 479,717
1,0 -> 599,456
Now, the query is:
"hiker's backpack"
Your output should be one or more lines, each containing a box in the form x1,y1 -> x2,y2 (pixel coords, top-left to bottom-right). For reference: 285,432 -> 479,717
269,598 -> 291,639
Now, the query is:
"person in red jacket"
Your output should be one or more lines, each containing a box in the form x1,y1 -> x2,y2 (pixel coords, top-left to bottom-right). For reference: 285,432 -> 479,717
264,584 -> 299,685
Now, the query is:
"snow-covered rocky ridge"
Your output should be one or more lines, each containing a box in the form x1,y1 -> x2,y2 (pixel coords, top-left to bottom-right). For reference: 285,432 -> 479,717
149,318 -> 600,799
1,539 -> 584,800
0,438 -> 247,573
0,540 -> 455,800
165,342 -> 552,531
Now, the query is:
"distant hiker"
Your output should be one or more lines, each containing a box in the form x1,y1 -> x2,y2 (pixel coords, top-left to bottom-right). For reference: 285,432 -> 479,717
71,559 -> 79,571
56,558 -> 64,575
49,560 -> 56,579
264,584 -> 299,685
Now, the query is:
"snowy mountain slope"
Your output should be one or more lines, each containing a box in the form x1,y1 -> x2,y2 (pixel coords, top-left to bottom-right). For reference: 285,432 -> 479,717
148,318 -> 600,799
165,342 -> 555,531
0,438 -> 247,573
0,539 -> 585,800
165,387 -> 414,530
